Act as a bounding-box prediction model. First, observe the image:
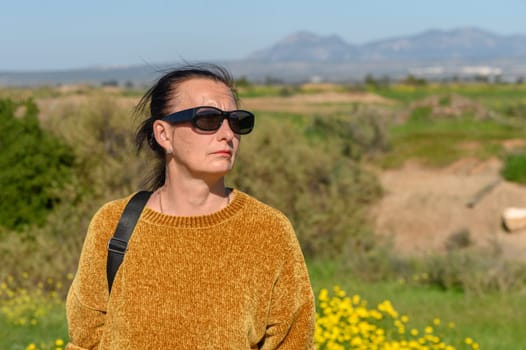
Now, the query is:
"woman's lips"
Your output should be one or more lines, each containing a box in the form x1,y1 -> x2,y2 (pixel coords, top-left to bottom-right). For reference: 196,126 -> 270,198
212,150 -> 232,156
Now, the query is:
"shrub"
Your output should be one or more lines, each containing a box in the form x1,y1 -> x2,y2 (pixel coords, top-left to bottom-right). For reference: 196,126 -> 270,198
421,250 -> 526,294
0,95 -> 147,282
500,101 -> 526,119
228,114 -> 382,257
403,75 -> 427,86
38,96 -> 148,271
309,106 -> 391,160
46,95 -> 148,200
439,95 -> 451,106
445,229 -> 473,252
0,99 -> 74,231
409,106 -> 433,123
501,152 -> 526,184
339,236 -> 526,294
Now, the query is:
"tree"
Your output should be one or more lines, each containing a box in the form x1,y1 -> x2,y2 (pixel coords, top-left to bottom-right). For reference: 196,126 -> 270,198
0,98 -> 74,231
235,76 -> 252,88
403,74 -> 427,86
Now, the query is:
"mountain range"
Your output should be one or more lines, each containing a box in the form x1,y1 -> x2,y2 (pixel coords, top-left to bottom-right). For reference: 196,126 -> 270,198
2,27 -> 526,86
247,27 -> 526,62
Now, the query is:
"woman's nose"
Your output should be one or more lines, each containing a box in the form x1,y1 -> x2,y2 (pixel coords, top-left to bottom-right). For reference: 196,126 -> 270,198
216,117 -> 235,140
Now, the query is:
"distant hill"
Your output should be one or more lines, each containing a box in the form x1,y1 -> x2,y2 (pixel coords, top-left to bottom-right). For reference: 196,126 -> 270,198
247,27 -> 526,63
359,27 -> 526,61
247,31 -> 358,62
2,27 -> 526,86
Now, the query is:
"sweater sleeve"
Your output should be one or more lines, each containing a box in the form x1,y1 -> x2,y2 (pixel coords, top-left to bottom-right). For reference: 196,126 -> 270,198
260,220 -> 316,350
66,200 -> 124,350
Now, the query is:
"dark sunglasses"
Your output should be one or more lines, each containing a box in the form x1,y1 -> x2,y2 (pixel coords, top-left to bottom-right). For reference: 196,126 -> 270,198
160,106 -> 255,135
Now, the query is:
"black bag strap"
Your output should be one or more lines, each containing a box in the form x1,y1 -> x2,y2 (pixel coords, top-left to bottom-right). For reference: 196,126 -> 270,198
107,190 -> 152,293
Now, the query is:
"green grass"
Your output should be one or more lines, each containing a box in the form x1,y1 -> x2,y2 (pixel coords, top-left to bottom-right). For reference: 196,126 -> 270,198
238,84 -> 298,98
308,258 -> 526,350
369,84 -> 438,102
371,83 -> 526,106
0,303 -> 67,350
379,118 -> 523,168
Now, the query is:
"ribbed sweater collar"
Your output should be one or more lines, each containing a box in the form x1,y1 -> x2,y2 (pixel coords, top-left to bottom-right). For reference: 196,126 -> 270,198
140,189 -> 247,228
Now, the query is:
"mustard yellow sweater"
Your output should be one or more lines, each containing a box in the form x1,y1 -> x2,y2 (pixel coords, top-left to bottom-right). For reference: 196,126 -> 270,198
66,189 -> 315,349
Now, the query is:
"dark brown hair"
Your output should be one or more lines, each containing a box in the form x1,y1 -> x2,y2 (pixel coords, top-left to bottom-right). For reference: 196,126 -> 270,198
135,63 -> 239,190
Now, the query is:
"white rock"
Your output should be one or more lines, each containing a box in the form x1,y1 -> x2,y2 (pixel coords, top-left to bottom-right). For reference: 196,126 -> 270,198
502,207 -> 526,232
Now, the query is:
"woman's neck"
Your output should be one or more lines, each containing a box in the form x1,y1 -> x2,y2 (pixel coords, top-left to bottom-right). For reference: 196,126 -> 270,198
154,176 -> 230,217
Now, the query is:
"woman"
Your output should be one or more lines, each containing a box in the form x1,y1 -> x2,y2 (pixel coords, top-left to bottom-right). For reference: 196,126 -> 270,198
66,64 -> 315,349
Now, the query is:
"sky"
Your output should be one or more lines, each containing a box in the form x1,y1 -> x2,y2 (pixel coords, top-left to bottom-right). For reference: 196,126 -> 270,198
1,0 -> 525,71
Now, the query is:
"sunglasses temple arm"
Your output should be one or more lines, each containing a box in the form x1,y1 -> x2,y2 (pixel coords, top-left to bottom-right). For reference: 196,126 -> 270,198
161,109 -> 195,123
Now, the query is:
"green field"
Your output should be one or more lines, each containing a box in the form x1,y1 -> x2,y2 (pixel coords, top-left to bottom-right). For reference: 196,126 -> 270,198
1,81 -> 526,349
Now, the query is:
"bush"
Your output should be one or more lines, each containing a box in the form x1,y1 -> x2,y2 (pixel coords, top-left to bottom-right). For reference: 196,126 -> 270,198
501,152 -> 526,184
409,106 -> 433,123
46,95 -> 148,200
420,250 -> 526,294
0,99 -> 74,231
309,107 -> 391,160
0,95 -> 147,282
228,114 -> 382,257
445,229 -> 473,252
500,101 -> 526,119
339,233 -> 526,294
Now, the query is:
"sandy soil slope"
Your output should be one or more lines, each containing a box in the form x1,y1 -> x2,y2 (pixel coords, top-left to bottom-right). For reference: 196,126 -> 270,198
372,158 -> 526,262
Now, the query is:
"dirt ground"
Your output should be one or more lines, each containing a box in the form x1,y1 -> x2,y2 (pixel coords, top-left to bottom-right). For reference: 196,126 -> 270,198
242,91 -> 392,114
372,157 -> 526,262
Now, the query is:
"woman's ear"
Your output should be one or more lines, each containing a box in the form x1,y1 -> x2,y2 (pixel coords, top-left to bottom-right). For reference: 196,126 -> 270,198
152,120 -> 173,154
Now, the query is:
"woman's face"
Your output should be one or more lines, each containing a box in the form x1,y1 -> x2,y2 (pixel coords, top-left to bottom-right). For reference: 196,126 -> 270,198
161,78 -> 240,180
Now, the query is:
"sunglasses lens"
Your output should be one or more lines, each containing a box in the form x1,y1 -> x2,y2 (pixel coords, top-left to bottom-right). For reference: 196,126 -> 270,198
230,111 -> 254,135
194,108 -> 223,131
192,107 -> 254,134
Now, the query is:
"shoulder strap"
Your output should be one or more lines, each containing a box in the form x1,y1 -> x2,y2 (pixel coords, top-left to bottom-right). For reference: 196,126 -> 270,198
107,190 -> 152,293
